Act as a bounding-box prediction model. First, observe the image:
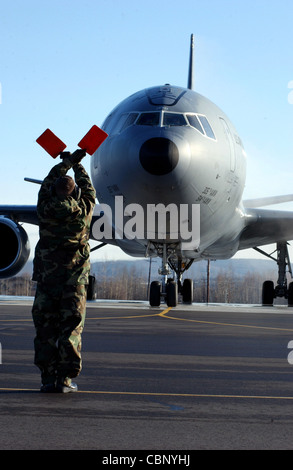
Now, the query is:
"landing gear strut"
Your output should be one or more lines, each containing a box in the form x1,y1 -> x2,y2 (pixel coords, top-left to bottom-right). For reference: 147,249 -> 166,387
254,242 -> 293,306
149,243 -> 194,307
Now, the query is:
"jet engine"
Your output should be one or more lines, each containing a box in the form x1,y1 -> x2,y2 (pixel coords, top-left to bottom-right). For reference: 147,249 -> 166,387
0,218 -> 30,278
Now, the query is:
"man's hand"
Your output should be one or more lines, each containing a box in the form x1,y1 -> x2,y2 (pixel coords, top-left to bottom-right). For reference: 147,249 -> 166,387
70,149 -> 86,165
60,149 -> 86,167
59,151 -> 72,168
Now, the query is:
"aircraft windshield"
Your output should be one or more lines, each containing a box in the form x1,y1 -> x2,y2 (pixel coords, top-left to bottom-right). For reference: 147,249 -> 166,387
186,114 -> 204,134
119,111 -> 216,140
120,113 -> 139,132
162,113 -> 187,127
187,114 -> 216,140
197,115 -> 216,139
136,113 -> 160,126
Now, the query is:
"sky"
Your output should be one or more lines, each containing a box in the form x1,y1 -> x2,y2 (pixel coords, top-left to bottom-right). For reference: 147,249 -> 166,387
1,0 -> 293,263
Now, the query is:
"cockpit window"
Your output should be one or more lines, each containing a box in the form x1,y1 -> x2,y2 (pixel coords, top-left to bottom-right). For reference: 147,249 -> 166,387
136,113 -> 160,126
197,115 -> 216,140
162,113 -> 187,127
186,114 -> 204,135
187,114 -> 216,140
111,112 -> 139,134
107,110 -> 216,140
120,113 -> 139,132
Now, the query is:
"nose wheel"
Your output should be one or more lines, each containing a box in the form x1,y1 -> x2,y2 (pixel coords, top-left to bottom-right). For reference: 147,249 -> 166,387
149,277 -> 193,307
148,244 -> 193,307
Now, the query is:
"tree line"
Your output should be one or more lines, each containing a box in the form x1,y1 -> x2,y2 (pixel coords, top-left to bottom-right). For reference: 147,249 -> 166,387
0,263 -> 281,304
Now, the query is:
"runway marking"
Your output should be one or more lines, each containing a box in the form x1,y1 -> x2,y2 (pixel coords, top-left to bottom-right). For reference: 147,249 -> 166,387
158,309 -> 293,332
0,318 -> 32,322
88,306 -> 171,320
1,387 -> 293,401
1,305 -> 292,332
0,306 -> 172,322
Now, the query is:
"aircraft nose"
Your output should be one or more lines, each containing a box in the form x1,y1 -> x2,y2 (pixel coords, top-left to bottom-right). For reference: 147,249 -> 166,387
139,137 -> 179,175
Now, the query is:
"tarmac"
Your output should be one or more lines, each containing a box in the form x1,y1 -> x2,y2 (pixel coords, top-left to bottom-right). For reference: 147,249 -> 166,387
1,296 -> 293,451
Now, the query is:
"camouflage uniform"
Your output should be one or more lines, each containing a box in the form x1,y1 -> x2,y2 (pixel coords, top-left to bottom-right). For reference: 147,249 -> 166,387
32,159 -> 96,387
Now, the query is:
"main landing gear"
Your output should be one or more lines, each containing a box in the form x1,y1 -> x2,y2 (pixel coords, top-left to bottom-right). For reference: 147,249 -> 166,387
149,244 -> 194,307
255,242 -> 293,306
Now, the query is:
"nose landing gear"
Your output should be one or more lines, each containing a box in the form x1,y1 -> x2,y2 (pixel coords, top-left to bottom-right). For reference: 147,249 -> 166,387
148,243 -> 194,307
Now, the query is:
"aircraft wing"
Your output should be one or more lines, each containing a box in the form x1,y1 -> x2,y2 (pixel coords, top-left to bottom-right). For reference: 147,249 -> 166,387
239,207 -> 293,250
0,204 -> 119,252
0,205 -> 39,225
243,194 -> 293,208
0,204 -> 112,241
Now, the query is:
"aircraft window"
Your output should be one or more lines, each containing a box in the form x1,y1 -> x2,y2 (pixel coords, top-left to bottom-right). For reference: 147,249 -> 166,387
111,114 -> 129,134
102,114 -> 114,133
198,115 -> 216,140
120,113 -> 139,132
163,113 -> 187,127
186,114 -> 204,135
136,113 -> 160,126
187,114 -> 216,140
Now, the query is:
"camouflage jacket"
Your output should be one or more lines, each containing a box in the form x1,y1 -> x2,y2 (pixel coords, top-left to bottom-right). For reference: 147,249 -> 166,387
32,160 -> 96,285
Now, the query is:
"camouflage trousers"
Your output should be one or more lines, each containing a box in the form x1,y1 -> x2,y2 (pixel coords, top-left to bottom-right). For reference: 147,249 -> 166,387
32,283 -> 87,385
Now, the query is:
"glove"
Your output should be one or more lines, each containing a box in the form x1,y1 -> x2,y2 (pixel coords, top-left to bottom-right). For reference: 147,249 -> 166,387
59,151 -> 73,169
70,149 -> 87,165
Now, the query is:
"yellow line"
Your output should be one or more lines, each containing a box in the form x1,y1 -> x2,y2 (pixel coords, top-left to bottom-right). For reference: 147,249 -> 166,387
88,306 -> 172,320
0,388 -> 37,392
1,305 -> 292,333
0,319 -> 32,322
159,310 -> 293,332
158,306 -> 173,316
78,391 -> 293,400
0,306 -> 172,322
89,306 -> 172,320
1,387 -> 293,400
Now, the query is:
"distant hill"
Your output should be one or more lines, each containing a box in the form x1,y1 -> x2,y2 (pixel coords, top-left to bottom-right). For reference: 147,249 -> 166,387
89,257 -> 277,281
20,257 -> 277,280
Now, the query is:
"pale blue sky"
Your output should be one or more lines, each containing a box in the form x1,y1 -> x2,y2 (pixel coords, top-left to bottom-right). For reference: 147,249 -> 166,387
1,0 -> 293,260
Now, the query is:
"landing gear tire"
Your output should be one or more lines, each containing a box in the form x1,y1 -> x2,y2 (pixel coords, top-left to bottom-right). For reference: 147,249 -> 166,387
166,280 -> 178,307
288,282 -> 293,307
87,275 -> 96,300
262,280 -> 274,306
182,278 -> 193,304
150,281 -> 161,307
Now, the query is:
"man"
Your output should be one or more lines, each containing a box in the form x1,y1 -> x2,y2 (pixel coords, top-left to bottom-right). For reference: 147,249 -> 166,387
32,149 -> 96,393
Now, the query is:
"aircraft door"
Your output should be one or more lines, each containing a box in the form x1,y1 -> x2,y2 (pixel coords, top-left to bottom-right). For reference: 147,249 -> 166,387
219,117 -> 236,172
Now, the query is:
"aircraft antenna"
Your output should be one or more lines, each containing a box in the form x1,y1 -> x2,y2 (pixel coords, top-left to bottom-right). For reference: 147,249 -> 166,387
187,34 -> 195,90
